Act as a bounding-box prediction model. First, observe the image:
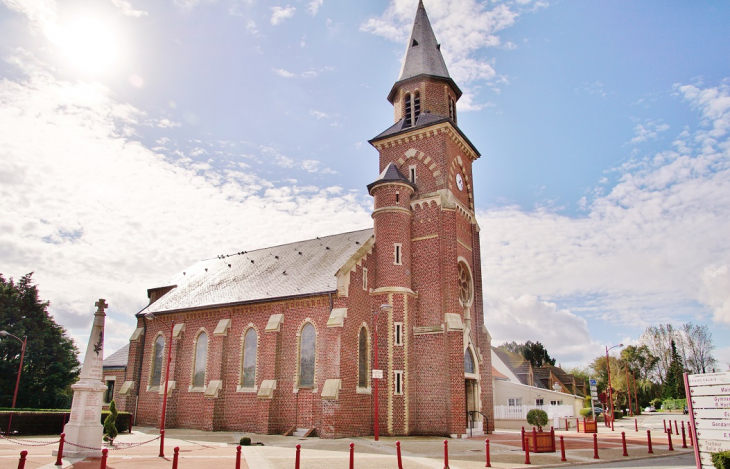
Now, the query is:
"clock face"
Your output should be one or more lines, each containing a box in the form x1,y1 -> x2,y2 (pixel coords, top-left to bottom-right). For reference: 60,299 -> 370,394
455,173 -> 464,191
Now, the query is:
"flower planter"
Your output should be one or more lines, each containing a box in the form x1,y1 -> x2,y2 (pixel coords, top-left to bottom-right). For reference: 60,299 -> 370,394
577,418 -> 597,433
521,426 -> 556,453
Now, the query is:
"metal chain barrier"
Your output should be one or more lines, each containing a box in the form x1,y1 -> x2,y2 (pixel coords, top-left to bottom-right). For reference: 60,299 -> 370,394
108,435 -> 161,450
0,433 -> 61,446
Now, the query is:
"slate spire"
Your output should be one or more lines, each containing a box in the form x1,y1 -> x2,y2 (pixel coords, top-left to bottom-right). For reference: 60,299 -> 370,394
397,0 -> 450,82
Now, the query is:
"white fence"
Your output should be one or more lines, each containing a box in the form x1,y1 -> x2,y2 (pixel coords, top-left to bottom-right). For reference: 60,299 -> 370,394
494,405 -> 574,420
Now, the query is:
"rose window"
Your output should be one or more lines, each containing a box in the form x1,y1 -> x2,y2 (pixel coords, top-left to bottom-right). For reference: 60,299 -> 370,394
458,262 -> 472,306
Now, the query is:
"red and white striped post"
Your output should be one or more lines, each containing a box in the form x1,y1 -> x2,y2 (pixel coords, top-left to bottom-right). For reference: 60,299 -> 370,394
647,430 -> 653,454
485,439 -> 491,467
17,451 -> 27,469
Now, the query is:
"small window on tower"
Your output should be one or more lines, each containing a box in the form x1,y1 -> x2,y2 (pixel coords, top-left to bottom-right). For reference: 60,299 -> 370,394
409,166 -> 417,184
362,267 -> 368,291
395,191 -> 400,204
449,97 -> 457,124
413,91 -> 421,123
394,322 -> 403,346
394,370 -> 403,395
404,94 -> 412,128
394,244 -> 402,265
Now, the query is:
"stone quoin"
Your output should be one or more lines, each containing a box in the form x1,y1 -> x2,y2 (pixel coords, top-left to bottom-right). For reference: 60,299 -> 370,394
106,1 -> 494,438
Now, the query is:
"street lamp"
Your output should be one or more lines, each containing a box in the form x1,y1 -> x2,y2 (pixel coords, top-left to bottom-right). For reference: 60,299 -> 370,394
373,303 -> 392,441
0,330 -> 27,436
145,314 -> 175,457
605,343 -> 623,431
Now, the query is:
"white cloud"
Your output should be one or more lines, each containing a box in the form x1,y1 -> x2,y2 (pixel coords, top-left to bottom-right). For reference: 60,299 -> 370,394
310,110 -> 330,119
480,81 -> 730,355
273,68 -> 296,78
270,5 -> 296,25
110,0 -> 148,17
0,52 -> 367,357
629,119 -> 670,145
307,0 -> 323,16
0,0 -> 57,38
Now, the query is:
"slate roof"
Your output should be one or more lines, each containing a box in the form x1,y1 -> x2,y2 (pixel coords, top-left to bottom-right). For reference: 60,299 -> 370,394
140,229 -> 374,315
398,1 -> 450,83
367,162 -> 416,192
103,344 -> 129,369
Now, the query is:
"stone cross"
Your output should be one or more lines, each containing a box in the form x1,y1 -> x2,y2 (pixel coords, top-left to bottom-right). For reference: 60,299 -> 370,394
95,299 -> 108,314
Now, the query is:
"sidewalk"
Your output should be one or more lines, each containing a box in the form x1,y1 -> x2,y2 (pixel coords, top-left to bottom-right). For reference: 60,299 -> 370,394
0,424 -> 695,469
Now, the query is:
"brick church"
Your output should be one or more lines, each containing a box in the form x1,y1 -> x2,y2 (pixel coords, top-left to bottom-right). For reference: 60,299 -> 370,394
108,1 -> 495,438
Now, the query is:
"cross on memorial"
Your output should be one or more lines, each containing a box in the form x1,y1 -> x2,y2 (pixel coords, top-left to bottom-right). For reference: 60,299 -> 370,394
95,299 -> 108,313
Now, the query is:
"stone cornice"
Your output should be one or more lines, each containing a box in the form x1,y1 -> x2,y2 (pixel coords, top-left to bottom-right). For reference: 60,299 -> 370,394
370,287 -> 418,298
371,122 -> 479,162
371,206 -> 412,218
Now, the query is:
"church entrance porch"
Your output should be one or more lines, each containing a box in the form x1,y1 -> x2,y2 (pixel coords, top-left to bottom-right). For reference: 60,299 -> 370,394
465,378 -> 484,437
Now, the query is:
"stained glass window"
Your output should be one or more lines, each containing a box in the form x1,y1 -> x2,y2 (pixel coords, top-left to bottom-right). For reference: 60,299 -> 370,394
299,323 -> 316,387
151,336 -> 164,387
193,332 -> 207,388
242,328 -> 257,387
464,349 -> 475,374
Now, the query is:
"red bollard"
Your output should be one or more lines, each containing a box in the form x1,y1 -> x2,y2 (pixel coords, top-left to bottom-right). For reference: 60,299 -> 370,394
172,447 -> 179,469
443,440 -> 449,469
674,420 -> 679,435
159,429 -> 166,458
236,445 -> 242,469
576,418 -> 579,433
647,430 -> 653,454
485,439 -> 491,467
681,422 -> 688,449
396,441 -> 404,469
55,433 -> 65,466
593,433 -> 599,459
295,444 -> 301,469
17,450 -> 28,469
521,427 -> 526,450
688,425 -> 694,446
635,419 -> 638,432
532,427 -> 538,451
524,438 -> 531,465
349,442 -> 354,469
621,432 -> 628,457
663,419 -> 667,433
667,429 -> 674,451
559,435 -> 566,462
100,448 -> 108,469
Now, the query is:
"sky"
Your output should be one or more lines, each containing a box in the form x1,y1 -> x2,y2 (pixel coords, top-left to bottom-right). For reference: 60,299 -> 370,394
1,0 -> 729,371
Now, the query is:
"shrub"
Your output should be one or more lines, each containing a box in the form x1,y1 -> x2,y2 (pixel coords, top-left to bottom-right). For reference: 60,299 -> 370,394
650,398 -> 663,409
239,436 -> 251,446
579,408 -> 593,418
583,396 -> 592,408
0,410 -> 132,435
526,409 -> 549,432
662,398 -> 687,411
712,450 -> 730,469
613,411 -> 623,420
103,400 -> 118,444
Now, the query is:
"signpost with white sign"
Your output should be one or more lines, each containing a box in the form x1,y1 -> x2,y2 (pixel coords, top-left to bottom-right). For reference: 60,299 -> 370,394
589,379 -> 598,420
686,371 -> 730,469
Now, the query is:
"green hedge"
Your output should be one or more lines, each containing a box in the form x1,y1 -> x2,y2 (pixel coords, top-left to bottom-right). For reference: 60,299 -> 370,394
0,411 -> 132,436
662,398 -> 687,411
713,451 -> 730,469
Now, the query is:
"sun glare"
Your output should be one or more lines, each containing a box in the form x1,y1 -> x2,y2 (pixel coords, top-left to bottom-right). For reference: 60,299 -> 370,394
57,17 -> 119,75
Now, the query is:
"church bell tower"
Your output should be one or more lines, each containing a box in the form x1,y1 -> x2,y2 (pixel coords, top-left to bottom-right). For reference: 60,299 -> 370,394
368,0 -> 493,437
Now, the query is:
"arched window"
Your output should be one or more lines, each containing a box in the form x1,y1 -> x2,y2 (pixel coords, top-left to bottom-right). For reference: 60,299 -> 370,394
458,262 -> 473,306
404,94 -> 412,128
449,96 -> 457,124
151,335 -> 164,387
242,328 -> 257,388
299,323 -> 316,388
413,91 -> 421,123
193,332 -> 208,388
464,349 -> 475,374
358,327 -> 369,388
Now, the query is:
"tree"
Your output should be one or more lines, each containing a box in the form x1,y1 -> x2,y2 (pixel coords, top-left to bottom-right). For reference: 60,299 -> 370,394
640,324 -> 676,385
663,340 -> 686,400
103,400 -> 118,443
498,340 -> 556,368
620,345 -> 658,381
679,323 -> 717,374
0,273 -> 80,408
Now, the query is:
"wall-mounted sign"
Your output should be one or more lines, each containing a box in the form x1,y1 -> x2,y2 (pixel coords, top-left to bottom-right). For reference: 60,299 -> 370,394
372,369 -> 383,379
